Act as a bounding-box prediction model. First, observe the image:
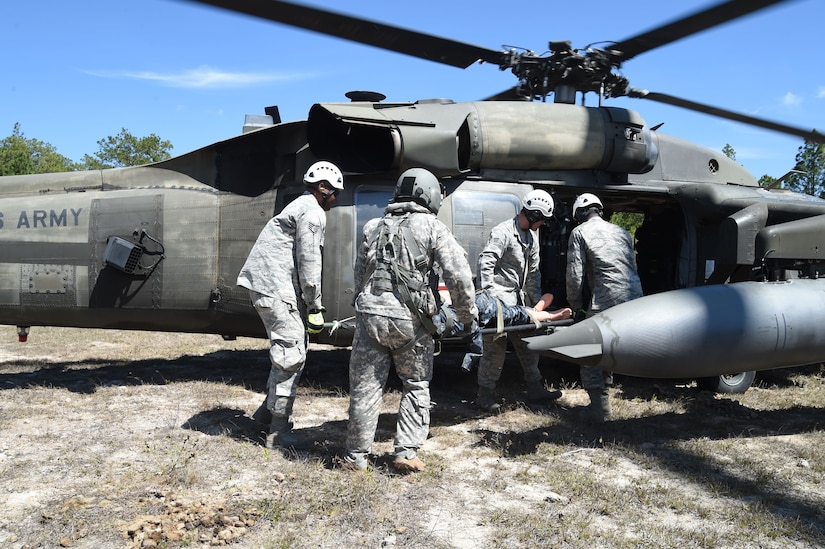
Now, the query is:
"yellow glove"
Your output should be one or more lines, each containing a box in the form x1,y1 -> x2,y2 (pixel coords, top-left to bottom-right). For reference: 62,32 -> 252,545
307,310 -> 325,334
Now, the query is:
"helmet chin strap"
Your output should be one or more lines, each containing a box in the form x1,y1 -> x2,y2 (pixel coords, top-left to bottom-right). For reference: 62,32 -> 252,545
317,184 -> 338,209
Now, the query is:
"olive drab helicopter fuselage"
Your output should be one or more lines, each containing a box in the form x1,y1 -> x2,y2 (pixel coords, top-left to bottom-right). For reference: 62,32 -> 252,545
2,0 -> 824,391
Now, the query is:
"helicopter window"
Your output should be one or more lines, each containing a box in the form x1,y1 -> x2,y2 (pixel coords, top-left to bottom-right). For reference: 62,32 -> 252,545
450,190 -> 521,268
353,187 -> 394,264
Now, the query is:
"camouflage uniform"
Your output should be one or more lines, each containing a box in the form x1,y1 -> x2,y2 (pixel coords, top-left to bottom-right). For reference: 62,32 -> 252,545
237,192 -> 325,419
566,215 -> 643,390
346,201 -> 476,462
476,217 -> 543,390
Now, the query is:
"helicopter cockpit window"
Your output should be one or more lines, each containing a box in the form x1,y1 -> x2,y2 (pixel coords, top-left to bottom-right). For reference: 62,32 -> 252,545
450,190 -> 522,271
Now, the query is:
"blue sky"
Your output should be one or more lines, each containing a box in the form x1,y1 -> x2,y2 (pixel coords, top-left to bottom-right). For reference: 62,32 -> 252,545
2,0 -> 823,180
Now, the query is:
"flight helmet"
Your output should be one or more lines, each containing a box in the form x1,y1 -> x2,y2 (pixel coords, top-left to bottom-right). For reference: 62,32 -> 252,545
303,161 -> 344,190
521,189 -> 555,225
393,168 -> 445,214
572,192 -> 603,222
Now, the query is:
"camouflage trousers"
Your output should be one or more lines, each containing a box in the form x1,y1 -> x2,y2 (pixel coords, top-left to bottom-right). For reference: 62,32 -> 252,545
250,291 -> 308,416
346,313 -> 434,458
580,365 -> 613,391
477,332 -> 542,390
580,310 -> 612,391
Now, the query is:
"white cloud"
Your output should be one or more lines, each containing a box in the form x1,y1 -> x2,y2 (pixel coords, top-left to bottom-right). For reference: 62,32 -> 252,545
782,92 -> 802,107
818,86 -> 825,99
85,66 -> 311,88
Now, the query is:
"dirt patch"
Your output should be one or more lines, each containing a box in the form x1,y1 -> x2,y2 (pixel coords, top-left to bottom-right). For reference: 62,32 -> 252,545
1,326 -> 824,548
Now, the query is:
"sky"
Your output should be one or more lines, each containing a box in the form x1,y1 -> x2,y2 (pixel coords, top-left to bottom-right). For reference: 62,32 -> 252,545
2,0 -> 823,180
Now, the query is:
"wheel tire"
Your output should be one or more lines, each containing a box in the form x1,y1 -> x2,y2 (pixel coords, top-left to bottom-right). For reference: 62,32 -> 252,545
697,371 -> 756,394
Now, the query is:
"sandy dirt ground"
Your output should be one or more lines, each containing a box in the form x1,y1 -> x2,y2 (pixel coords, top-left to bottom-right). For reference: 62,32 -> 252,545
1,326 -> 824,548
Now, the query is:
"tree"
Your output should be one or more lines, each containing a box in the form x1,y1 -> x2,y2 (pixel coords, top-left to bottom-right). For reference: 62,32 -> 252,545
784,138 -> 825,198
722,143 -> 736,161
757,174 -> 776,189
80,128 -> 173,169
611,212 -> 644,240
0,123 -> 76,175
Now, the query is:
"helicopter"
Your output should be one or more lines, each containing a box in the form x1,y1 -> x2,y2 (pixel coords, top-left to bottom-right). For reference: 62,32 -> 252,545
1,0 -> 824,394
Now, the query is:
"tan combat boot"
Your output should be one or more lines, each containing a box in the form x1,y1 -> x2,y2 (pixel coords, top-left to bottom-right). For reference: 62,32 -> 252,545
393,452 -> 426,473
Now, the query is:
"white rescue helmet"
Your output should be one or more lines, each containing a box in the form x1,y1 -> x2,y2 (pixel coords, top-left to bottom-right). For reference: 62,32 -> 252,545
521,189 -> 555,224
393,167 -> 445,214
303,161 -> 344,190
572,192 -> 603,222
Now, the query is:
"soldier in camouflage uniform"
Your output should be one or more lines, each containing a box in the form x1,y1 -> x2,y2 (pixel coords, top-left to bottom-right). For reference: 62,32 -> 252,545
476,189 -> 562,413
237,161 -> 344,448
566,192 -> 643,422
344,168 -> 477,473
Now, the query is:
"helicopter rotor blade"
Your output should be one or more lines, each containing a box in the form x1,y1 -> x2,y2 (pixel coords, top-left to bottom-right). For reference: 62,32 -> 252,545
482,87 -> 527,102
187,0 -> 507,68
610,0 -> 790,62
628,88 -> 824,143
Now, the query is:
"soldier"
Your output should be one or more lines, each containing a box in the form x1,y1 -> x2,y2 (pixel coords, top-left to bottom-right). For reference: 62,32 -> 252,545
476,189 -> 562,413
237,160 -> 344,448
566,192 -> 643,422
344,168 -> 477,472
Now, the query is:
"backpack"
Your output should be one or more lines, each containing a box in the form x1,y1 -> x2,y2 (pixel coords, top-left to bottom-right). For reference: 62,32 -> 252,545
366,212 -> 439,335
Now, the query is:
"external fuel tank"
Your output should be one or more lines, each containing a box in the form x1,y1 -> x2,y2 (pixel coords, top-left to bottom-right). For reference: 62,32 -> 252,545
525,279 -> 825,378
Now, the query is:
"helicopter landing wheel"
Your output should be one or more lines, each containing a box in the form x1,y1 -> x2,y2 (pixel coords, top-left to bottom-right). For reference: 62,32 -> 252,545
697,371 -> 756,394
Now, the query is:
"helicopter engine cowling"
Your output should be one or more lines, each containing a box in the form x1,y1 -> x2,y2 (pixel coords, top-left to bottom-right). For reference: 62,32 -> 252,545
307,100 -> 658,177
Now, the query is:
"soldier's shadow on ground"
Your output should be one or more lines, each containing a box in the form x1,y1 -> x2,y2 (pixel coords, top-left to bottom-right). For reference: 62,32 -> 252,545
182,405 -> 415,472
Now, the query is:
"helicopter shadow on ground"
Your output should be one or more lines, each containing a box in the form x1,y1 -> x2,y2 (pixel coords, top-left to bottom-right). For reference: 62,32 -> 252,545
0,343 -> 360,396
0,349 -> 273,395
177,349 -> 701,468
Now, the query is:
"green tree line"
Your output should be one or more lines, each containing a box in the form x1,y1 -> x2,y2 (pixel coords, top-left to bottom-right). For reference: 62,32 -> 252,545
723,139 -> 825,198
0,122 -> 173,176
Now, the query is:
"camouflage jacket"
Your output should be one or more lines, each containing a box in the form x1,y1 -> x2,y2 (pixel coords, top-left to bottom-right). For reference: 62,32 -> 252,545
354,201 -> 477,326
477,216 -> 541,307
566,215 -> 643,313
236,192 -> 325,311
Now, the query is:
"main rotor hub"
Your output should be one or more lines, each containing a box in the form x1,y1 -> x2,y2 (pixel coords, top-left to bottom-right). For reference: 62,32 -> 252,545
501,44 -> 629,102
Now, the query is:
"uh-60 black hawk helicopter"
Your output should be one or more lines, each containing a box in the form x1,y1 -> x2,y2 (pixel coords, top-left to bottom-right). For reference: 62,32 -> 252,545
1,0 -> 824,394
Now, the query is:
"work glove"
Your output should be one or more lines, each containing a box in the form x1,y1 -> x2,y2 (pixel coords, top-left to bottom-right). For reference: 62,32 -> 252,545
572,309 -> 588,323
307,309 -> 325,334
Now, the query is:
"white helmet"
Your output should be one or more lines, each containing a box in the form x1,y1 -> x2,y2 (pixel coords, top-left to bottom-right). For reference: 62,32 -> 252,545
522,189 -> 554,223
393,167 -> 444,214
572,193 -> 603,221
303,161 -> 344,190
